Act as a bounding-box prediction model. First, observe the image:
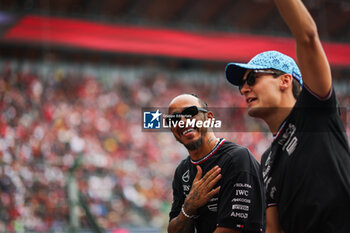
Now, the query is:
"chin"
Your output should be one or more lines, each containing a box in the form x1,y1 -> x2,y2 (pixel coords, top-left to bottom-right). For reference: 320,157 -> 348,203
247,107 -> 267,118
184,137 -> 203,151
175,128 -> 207,150
180,133 -> 200,144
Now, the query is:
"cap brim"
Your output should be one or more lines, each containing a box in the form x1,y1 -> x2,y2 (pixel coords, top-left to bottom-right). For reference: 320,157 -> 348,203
225,63 -> 267,86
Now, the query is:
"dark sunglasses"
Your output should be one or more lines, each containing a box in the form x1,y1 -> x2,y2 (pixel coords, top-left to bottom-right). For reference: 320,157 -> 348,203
166,105 -> 208,126
239,70 -> 284,93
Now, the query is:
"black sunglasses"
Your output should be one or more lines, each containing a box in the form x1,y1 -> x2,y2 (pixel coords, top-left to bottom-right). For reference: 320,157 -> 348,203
239,70 -> 284,93
166,105 -> 208,127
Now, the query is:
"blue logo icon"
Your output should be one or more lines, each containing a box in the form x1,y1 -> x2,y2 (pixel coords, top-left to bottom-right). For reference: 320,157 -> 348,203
143,109 -> 162,129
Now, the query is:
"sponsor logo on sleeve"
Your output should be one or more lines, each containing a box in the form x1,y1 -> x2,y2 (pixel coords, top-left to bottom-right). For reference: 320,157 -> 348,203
231,183 -> 251,219
235,189 -> 249,196
234,183 -> 252,188
232,204 -> 249,211
231,212 -> 248,219
231,198 -> 251,204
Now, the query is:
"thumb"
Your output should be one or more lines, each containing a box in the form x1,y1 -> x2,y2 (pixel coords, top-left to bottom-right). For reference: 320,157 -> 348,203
194,165 -> 202,181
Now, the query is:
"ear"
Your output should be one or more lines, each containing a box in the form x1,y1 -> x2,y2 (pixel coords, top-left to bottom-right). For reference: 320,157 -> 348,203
280,74 -> 293,91
207,111 -> 214,119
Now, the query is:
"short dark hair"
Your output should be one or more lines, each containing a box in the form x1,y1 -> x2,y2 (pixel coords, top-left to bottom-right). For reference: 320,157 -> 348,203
292,78 -> 302,99
270,69 -> 301,100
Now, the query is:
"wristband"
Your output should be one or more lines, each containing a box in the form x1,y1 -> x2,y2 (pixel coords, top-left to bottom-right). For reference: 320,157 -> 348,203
181,205 -> 199,219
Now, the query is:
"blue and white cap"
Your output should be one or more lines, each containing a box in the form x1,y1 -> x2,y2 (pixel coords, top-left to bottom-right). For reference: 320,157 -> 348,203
225,50 -> 303,86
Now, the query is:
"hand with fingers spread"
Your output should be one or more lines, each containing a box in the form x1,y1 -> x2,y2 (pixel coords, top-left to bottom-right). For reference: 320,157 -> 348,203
183,165 -> 221,217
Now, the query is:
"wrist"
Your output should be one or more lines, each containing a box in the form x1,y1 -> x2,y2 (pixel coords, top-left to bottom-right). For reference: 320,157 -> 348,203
181,205 -> 199,219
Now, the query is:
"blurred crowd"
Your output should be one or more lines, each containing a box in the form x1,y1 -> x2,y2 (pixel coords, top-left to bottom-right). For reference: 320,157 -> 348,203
0,60 -> 349,233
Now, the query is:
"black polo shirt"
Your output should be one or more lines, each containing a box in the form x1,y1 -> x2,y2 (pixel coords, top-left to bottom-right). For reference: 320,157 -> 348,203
261,87 -> 350,233
169,139 -> 265,233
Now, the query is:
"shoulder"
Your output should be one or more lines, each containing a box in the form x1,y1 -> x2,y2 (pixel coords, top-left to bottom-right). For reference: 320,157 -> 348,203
296,85 -> 337,107
219,141 -> 259,171
292,86 -> 339,120
221,141 -> 254,159
174,156 -> 191,175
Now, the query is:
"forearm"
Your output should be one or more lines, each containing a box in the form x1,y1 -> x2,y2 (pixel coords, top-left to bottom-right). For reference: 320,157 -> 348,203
168,165 -> 221,233
274,0 -> 331,96
266,207 -> 284,233
168,211 -> 195,233
274,0 -> 317,42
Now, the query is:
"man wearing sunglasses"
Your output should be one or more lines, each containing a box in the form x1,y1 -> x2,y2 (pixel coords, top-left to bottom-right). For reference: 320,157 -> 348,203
167,94 -> 265,233
225,0 -> 350,233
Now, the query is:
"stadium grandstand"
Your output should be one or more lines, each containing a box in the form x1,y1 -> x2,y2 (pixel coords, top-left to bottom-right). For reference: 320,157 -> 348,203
0,0 -> 349,232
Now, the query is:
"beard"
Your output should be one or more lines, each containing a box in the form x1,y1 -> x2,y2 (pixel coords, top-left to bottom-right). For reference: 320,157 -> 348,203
175,127 -> 208,151
184,137 -> 203,151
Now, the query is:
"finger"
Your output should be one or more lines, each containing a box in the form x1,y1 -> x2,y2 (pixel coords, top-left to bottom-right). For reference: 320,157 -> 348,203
207,173 -> 222,190
202,165 -> 219,182
202,166 -> 221,185
193,165 -> 202,182
207,186 -> 221,199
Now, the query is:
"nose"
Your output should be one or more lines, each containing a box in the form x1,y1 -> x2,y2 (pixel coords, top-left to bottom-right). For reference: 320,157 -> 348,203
240,82 -> 251,95
179,115 -> 187,122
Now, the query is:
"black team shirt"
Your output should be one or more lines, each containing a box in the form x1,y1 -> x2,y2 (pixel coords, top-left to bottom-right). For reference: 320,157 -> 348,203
261,87 -> 350,233
169,138 -> 265,233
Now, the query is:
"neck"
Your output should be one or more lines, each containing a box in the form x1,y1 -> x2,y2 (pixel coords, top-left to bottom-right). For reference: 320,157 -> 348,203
264,104 -> 294,135
189,133 -> 219,161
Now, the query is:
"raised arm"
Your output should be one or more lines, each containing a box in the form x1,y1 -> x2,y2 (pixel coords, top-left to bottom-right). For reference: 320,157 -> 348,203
274,0 -> 332,98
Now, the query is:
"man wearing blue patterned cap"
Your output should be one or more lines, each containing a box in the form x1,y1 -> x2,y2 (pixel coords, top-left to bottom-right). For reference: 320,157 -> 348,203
225,0 -> 350,233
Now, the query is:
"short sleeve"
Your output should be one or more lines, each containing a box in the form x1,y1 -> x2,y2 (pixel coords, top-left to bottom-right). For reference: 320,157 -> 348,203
216,149 -> 265,232
296,86 -> 337,113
